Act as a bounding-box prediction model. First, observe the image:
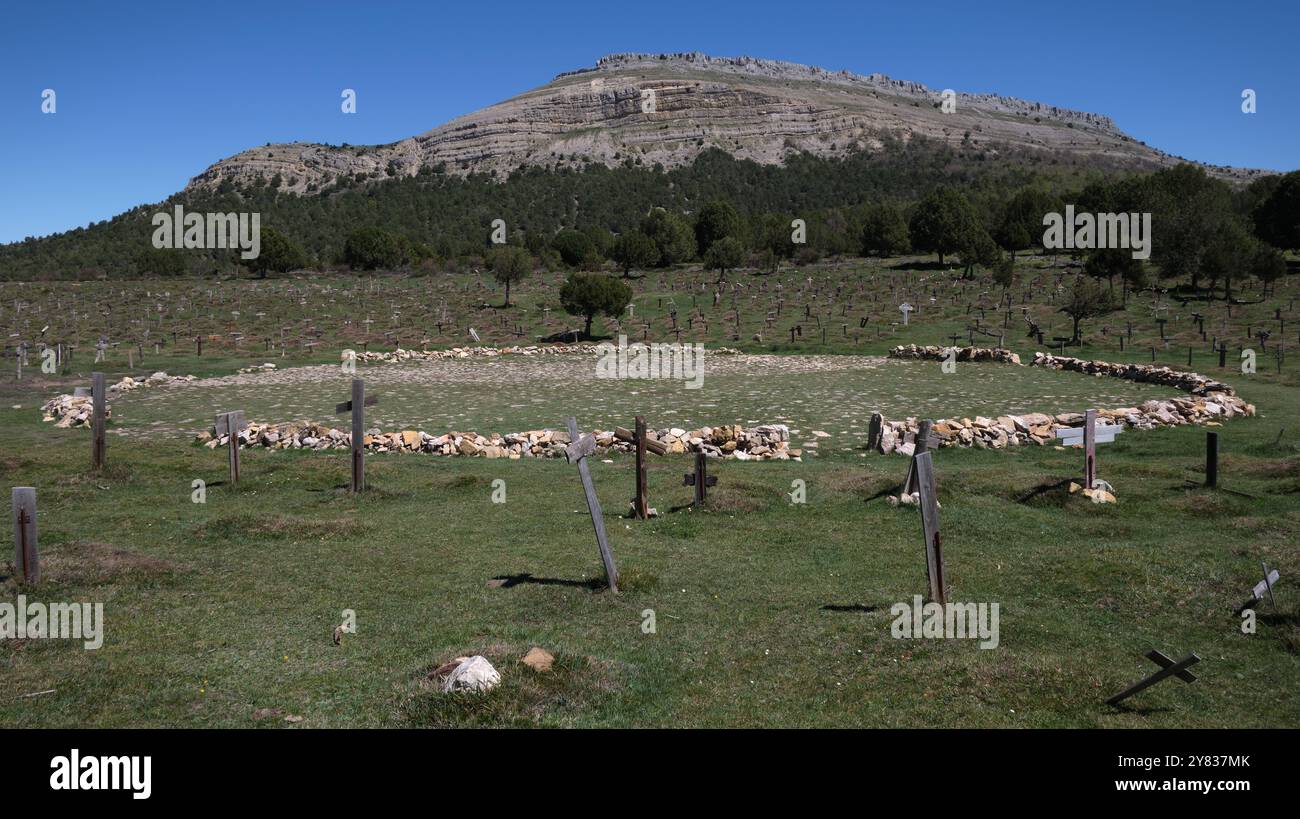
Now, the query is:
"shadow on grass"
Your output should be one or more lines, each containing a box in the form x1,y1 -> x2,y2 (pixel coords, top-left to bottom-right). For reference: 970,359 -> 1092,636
489,572 -> 605,591
820,603 -> 878,613
1014,478 -> 1074,506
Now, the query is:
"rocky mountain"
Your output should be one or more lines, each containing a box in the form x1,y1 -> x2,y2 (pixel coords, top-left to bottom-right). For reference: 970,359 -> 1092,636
185,52 -> 1264,196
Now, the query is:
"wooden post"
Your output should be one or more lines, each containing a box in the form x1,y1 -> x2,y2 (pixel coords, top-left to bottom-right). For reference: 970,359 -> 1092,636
1205,432 -> 1218,489
914,451 -> 945,605
91,372 -> 106,471
11,487 -> 38,585
219,410 -> 244,484
565,417 -> 619,592
1083,408 -> 1097,489
350,379 -> 364,492
634,415 -> 649,519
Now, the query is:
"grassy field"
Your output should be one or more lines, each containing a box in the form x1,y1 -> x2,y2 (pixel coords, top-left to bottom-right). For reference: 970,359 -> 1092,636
1,261 -> 1297,728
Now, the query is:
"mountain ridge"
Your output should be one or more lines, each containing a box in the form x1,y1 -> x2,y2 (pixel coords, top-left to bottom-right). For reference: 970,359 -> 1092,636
183,52 -> 1267,198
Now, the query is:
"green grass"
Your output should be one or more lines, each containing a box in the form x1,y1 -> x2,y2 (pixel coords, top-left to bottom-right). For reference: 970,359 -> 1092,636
2,260 -> 1297,727
0,373 -> 1296,727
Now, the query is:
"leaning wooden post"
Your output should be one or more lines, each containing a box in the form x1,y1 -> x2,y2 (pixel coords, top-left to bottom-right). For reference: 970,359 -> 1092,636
1083,408 -> 1097,489
91,371 -> 106,471
914,451 -> 946,605
1205,432 -> 1218,489
634,415 -> 649,519
565,417 -> 619,592
11,487 -> 39,585
350,379 -> 365,492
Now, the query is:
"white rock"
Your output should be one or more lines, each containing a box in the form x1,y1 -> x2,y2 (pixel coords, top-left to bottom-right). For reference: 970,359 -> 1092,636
442,655 -> 500,693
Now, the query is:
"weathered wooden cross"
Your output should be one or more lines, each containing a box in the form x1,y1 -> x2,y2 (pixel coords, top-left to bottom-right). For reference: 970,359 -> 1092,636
215,410 -> 246,484
683,451 -> 717,506
1105,650 -> 1201,707
1054,409 -> 1122,489
565,417 -> 619,592
913,451 -> 946,605
335,379 -> 378,493
1236,563 -> 1280,614
11,487 -> 39,585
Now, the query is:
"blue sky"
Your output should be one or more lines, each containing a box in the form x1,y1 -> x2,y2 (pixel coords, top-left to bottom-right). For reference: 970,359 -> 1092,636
1,0 -> 1295,244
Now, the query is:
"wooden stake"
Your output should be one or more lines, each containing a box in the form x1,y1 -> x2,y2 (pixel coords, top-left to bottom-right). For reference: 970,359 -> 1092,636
565,417 -> 619,592
1205,432 -> 1218,489
914,451 -> 945,605
11,487 -> 38,585
1083,408 -> 1097,489
91,372 -> 106,471
634,415 -> 649,519
350,379 -> 364,492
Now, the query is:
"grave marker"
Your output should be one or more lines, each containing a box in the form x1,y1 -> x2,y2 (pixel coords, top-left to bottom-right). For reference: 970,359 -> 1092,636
565,417 -> 619,592
1105,650 -> 1201,707
11,487 -> 38,585
335,379 -> 378,493
1205,432 -> 1218,488
914,451 -> 946,605
216,410 -> 247,483
899,302 -> 913,326
631,415 -> 652,519
683,451 -> 717,506
1054,409 -> 1122,488
91,372 -> 106,471
1236,564 -> 1281,614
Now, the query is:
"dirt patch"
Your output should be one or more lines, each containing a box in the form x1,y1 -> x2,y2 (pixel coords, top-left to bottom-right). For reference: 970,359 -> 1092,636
41,541 -> 180,585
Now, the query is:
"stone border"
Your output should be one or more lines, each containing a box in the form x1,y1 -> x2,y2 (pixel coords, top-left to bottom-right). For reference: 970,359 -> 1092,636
197,422 -> 800,461
876,345 -> 1253,454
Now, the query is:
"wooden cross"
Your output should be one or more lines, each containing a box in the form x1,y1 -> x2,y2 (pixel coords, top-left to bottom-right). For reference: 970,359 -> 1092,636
683,451 -> 717,506
11,487 -> 38,585
1237,563 -> 1281,614
216,410 -> 247,484
565,417 -> 619,592
1054,409 -> 1122,489
336,379 -> 378,493
1105,650 -> 1201,707
913,451 -> 946,605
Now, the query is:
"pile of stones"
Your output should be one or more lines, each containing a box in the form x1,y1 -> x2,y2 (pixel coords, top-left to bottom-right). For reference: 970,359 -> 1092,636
40,372 -> 195,428
889,344 -> 1022,365
197,421 -> 797,460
